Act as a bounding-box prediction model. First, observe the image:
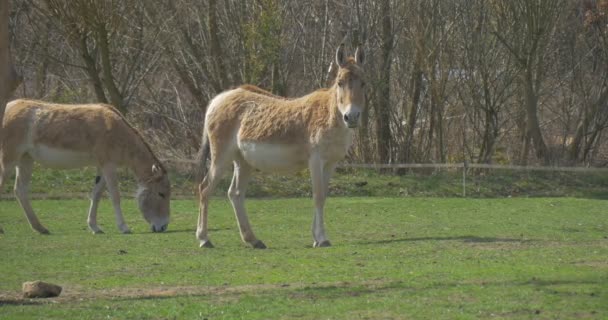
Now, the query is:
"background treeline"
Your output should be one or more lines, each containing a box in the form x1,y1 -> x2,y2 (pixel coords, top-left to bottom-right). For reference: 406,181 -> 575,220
7,0 -> 608,167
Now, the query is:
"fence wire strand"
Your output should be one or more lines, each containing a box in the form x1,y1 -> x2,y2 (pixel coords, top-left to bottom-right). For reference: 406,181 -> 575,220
159,158 -> 608,198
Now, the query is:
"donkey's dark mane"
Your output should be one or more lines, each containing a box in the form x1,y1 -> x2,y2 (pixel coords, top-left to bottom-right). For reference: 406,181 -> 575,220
102,104 -> 167,172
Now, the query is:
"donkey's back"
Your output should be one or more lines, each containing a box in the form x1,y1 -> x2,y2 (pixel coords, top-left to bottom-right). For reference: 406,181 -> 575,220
3,99 -> 131,168
204,87 -> 336,173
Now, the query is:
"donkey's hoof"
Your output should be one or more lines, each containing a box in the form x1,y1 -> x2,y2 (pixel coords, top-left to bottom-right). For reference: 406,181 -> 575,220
36,228 -> 50,235
313,240 -> 331,248
92,229 -> 105,235
251,240 -> 267,249
121,229 -> 132,234
200,240 -> 215,248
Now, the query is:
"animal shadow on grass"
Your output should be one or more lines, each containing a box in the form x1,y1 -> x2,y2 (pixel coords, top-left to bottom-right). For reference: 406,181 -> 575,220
0,299 -> 44,306
136,227 -> 231,235
359,235 -> 535,246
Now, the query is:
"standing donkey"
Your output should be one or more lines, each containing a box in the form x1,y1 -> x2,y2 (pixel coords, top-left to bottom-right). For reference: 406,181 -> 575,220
0,99 -> 171,234
197,45 -> 366,248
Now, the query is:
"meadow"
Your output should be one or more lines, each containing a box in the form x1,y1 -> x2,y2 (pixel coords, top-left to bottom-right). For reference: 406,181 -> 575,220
1,193 -> 607,319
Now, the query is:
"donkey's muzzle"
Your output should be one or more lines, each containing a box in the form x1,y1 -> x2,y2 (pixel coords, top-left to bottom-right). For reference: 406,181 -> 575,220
343,111 -> 360,128
151,224 -> 168,233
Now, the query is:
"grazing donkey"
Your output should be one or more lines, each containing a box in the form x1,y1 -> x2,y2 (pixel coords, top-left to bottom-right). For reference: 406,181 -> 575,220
197,45 -> 366,248
0,99 -> 171,234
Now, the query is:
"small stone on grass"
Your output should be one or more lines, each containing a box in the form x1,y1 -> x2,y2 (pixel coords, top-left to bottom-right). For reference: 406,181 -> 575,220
22,281 -> 62,298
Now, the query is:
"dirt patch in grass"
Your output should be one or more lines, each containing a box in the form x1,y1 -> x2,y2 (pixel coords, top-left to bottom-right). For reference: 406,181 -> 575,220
0,279 -> 397,305
465,239 -> 534,251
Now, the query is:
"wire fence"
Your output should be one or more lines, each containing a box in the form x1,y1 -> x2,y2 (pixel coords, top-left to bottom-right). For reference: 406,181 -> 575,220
162,157 -> 608,172
339,162 -> 608,197
2,158 -> 606,200
161,158 -> 608,198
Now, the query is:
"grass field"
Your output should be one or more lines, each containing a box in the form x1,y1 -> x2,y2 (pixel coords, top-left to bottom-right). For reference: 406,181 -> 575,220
1,195 -> 607,319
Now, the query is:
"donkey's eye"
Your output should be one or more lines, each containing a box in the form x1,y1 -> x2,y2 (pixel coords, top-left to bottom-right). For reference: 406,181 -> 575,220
158,192 -> 165,199
338,81 -> 345,87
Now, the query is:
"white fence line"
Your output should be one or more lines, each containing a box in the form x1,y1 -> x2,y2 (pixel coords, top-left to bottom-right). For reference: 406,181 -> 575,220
342,162 -> 608,172
162,158 -> 608,173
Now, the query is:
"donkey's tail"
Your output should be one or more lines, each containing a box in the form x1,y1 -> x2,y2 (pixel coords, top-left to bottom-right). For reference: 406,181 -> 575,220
195,122 -> 210,182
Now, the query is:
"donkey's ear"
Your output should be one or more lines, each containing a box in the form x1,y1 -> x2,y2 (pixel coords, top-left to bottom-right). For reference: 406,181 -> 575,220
355,46 -> 365,65
336,43 -> 346,67
151,164 -> 165,178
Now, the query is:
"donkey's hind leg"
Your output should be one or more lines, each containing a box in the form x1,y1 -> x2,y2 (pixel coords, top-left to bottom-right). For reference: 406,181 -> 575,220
87,170 -> 106,234
228,160 -> 265,249
197,158 -> 230,248
14,156 -> 49,234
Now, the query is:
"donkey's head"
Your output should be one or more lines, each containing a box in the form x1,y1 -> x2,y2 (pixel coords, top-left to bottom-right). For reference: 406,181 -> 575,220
334,44 -> 366,128
137,164 -> 171,232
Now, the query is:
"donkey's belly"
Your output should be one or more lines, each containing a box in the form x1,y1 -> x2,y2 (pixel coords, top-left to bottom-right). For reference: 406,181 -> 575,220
29,145 -> 96,168
239,142 -> 309,173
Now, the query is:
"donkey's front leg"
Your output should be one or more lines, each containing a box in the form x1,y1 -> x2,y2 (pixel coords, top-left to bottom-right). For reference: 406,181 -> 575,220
15,156 -> 49,234
0,164 -> 7,234
14,156 -> 49,234
102,165 -> 131,234
309,154 -> 331,248
87,172 -> 106,234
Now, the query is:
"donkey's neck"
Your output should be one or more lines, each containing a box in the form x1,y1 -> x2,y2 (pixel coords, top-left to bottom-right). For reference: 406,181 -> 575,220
132,160 -> 157,185
314,85 -> 342,131
125,140 -> 161,184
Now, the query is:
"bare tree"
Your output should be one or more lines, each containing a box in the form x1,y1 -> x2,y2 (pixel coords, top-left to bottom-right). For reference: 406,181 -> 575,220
456,0 -> 518,164
37,0 -> 161,114
400,0 -> 459,163
491,0 -> 567,164
565,0 -> 608,163
6,0 -> 608,167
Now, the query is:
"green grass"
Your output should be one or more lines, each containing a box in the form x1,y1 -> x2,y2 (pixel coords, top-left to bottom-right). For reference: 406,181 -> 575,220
1,196 -> 607,319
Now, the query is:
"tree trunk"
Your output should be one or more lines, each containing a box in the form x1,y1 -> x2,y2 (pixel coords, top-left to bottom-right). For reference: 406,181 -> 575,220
522,70 -> 549,164
0,0 -> 19,131
34,21 -> 52,98
519,134 -> 531,166
568,86 -> 608,163
358,93 -> 371,163
403,54 -> 423,165
568,110 -> 590,164
78,33 -> 108,104
478,109 -> 498,163
208,0 -> 229,92
96,21 -> 124,112
582,128 -> 601,162
0,0 -> 8,128
375,0 -> 393,165
435,93 -> 445,163
171,58 -> 208,112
